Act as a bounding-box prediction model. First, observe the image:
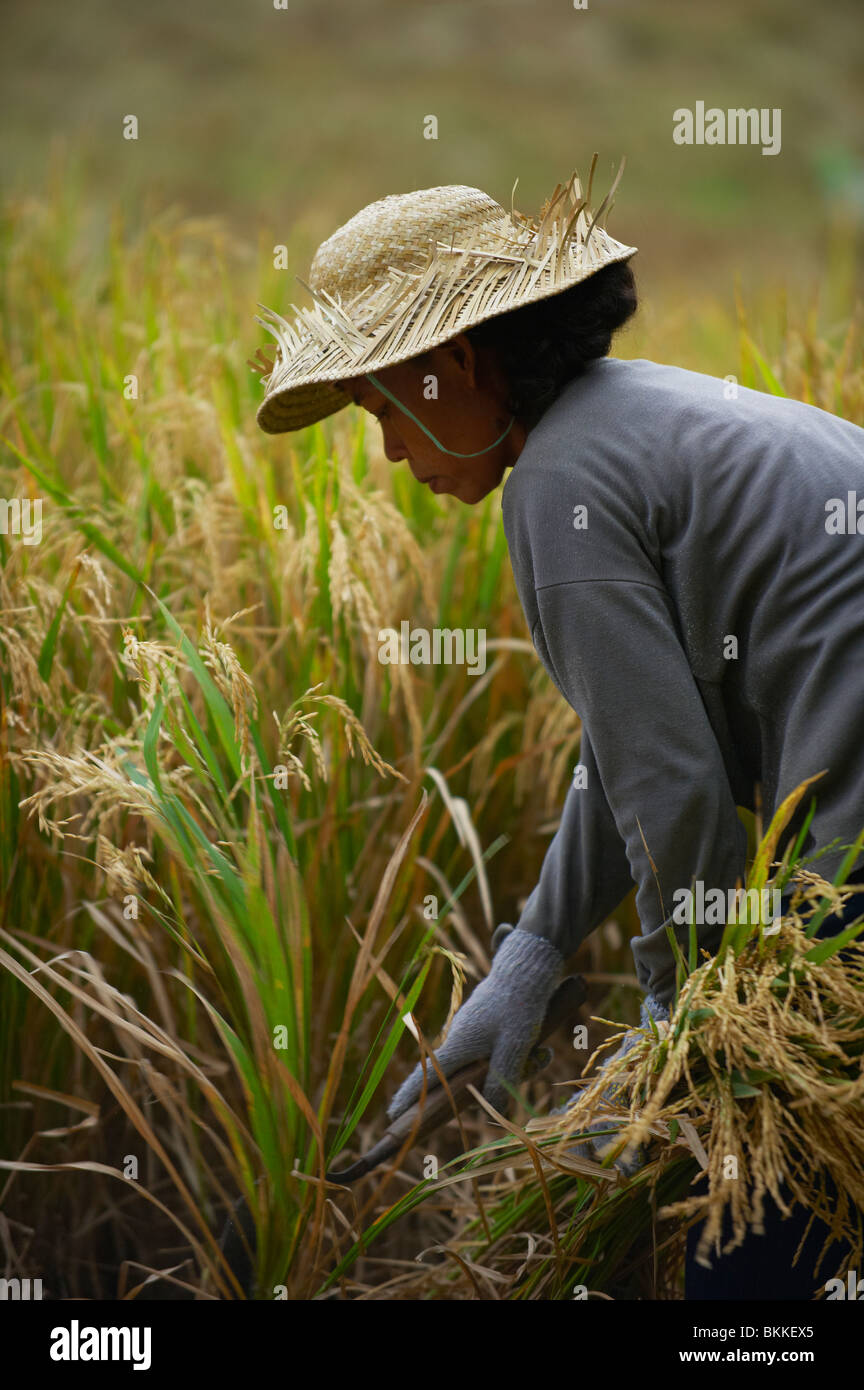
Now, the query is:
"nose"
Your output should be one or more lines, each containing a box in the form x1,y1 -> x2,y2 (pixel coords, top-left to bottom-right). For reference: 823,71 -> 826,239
380,422 -> 409,465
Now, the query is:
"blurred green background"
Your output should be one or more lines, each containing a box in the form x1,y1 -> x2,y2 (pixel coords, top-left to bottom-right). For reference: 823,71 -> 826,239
3,0 -> 862,302
2,0 -> 863,1300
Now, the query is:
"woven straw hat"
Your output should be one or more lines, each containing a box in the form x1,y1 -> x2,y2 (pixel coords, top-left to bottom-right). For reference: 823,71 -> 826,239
253,156 -> 637,434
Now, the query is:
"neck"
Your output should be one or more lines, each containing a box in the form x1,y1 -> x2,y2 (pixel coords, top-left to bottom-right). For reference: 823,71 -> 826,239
502,417 -> 528,467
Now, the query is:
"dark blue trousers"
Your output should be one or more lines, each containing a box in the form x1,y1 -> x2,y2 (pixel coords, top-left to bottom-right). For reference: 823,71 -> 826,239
684,878 -> 864,1300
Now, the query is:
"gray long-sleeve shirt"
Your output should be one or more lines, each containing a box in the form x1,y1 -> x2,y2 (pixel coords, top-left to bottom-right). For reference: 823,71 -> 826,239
501,356 -> 864,1004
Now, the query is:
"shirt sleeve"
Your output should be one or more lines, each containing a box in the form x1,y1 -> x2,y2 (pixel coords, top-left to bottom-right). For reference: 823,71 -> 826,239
514,720 -> 638,956
531,574 -> 748,1003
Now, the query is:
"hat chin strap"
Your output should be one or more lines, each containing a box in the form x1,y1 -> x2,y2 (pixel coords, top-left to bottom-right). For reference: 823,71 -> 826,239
365,373 -> 515,458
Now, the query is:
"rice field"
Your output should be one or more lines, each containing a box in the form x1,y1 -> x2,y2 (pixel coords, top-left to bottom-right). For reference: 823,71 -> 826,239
1,169 -> 863,1300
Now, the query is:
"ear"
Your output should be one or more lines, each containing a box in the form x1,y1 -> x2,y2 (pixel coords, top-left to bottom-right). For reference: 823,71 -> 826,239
437,333 -> 478,388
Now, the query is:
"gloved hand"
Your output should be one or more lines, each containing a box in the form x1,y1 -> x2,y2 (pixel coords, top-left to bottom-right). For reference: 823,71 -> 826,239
386,925 -> 564,1121
554,992 -> 671,1176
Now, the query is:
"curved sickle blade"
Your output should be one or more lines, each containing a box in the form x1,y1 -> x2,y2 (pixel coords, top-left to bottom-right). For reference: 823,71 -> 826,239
325,973 -> 586,1184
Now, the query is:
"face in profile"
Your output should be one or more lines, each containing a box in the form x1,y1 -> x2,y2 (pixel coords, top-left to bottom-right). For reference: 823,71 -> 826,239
341,335 -> 525,505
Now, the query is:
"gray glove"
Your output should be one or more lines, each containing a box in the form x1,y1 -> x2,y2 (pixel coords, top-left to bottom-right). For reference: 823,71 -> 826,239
555,992 -> 671,1175
386,926 -> 564,1121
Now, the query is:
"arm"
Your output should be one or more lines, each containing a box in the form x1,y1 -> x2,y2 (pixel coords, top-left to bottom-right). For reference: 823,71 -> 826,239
534,575 -> 748,1003
514,720 -> 637,957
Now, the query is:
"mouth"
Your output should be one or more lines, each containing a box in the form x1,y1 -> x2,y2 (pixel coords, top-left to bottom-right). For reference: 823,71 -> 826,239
422,476 -> 448,494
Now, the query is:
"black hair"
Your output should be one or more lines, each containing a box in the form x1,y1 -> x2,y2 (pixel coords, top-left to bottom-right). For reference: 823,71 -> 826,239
463,259 -> 638,430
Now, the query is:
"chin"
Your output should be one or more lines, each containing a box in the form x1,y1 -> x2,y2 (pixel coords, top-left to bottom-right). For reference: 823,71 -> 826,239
432,475 -> 498,505
462,480 -> 499,505
447,484 -> 479,504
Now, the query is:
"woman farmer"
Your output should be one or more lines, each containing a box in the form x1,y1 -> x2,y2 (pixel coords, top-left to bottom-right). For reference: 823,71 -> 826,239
253,166 -> 864,1299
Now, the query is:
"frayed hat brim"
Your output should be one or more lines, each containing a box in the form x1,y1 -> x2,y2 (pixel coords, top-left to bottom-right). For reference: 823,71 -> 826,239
254,158 -> 637,434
